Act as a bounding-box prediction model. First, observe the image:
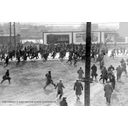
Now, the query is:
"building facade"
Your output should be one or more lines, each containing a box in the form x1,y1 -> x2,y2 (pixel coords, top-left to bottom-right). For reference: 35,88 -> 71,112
0,34 -> 21,50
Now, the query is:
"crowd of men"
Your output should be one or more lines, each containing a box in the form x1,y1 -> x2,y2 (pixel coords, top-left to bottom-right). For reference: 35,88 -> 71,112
0,42 -> 108,67
103,57 -> 128,106
98,53 -> 128,106
50,46 -> 128,106
110,47 -> 128,58
2,41 -> 123,106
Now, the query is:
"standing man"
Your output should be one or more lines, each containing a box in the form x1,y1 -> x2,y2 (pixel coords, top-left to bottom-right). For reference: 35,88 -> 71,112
16,51 -> 21,64
122,61 -> 127,75
77,67 -> 84,80
73,80 -> 83,101
116,65 -> 122,81
104,79 -> 113,106
100,60 -> 104,70
55,79 -> 65,99
91,64 -> 98,81
120,58 -> 125,67
109,74 -> 116,90
99,67 -> 108,84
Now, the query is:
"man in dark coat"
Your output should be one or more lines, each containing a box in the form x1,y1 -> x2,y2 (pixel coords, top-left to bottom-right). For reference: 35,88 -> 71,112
99,67 -> 108,84
108,65 -> 115,72
60,97 -> 68,106
100,60 -> 104,70
109,74 -> 116,90
122,62 -> 127,75
1,69 -> 11,84
23,52 -> 27,61
55,79 -> 65,99
104,79 -> 113,105
120,58 -> 125,67
91,64 -> 98,81
77,67 -> 84,80
16,52 -> 21,64
5,55 -> 9,66
116,65 -> 122,81
44,71 -> 56,90
74,80 -> 83,101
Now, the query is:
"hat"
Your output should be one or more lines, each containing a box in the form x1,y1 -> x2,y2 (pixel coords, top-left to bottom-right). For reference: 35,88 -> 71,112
63,97 -> 67,100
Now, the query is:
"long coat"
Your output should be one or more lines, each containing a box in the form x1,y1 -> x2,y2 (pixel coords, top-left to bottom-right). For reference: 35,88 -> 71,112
104,83 -> 113,99
91,65 -> 97,76
116,66 -> 122,75
109,75 -> 116,89
77,69 -> 84,79
122,62 -> 127,71
74,81 -> 83,95
56,82 -> 65,95
101,68 -> 108,79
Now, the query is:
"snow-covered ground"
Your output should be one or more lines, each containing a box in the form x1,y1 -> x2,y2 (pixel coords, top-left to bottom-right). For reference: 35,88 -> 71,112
0,55 -> 84,106
91,52 -> 128,106
0,50 -> 128,106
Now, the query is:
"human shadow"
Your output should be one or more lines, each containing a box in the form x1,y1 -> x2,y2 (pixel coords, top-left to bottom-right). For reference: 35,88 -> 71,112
117,81 -> 125,85
43,89 -> 53,95
74,100 -> 83,106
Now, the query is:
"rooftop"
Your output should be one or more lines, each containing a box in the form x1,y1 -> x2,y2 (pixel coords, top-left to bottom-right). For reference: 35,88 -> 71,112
0,34 -> 20,37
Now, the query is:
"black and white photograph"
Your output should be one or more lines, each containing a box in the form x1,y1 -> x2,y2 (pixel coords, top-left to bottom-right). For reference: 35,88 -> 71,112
0,22 -> 128,106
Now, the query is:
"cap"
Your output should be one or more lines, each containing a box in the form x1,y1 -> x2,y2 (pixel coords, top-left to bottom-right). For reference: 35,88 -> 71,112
63,97 -> 67,100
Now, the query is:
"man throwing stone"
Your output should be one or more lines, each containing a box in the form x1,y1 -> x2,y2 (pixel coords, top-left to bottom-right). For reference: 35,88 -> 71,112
44,71 -> 56,90
1,69 -> 11,85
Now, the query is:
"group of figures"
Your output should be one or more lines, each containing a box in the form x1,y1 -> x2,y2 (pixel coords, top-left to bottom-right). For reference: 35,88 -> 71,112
0,43 -> 85,66
43,48 -> 110,106
103,57 -> 128,105
0,42 -> 111,106
43,67 -> 85,106
110,47 -> 128,59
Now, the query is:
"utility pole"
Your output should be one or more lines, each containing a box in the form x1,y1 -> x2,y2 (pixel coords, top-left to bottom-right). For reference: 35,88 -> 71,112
10,22 -> 12,50
72,32 -> 73,44
85,22 -> 91,106
14,22 -> 16,50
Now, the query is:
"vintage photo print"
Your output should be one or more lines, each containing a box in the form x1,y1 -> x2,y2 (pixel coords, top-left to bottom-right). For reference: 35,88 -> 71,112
0,22 -> 128,106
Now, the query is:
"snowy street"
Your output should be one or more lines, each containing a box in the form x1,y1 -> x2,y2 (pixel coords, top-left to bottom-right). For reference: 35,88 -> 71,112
0,51 -> 128,106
